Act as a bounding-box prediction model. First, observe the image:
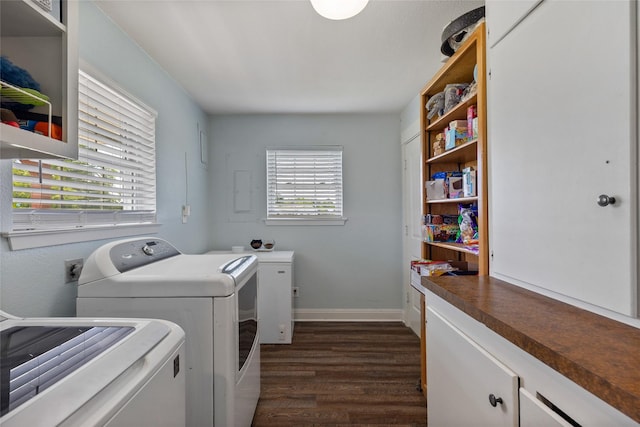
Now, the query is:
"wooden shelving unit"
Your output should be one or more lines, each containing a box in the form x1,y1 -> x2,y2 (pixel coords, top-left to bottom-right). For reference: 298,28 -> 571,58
420,23 -> 488,274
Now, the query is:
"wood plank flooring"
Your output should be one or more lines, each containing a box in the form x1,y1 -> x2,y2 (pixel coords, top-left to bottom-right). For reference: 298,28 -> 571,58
252,322 -> 427,427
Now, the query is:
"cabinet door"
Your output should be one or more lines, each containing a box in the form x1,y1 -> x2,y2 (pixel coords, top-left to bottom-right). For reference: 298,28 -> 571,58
486,0 -> 542,48
427,307 -> 518,427
258,263 -> 293,343
488,0 -> 638,316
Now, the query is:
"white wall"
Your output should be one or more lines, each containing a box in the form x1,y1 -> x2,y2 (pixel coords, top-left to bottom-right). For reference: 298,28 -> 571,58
0,2 -> 211,317
208,114 -> 403,316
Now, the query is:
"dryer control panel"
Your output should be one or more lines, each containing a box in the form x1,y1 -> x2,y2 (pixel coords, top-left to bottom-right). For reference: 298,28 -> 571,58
109,239 -> 180,273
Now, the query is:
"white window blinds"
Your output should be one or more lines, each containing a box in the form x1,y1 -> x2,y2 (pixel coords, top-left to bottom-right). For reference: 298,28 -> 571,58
266,147 -> 343,219
11,70 -> 157,230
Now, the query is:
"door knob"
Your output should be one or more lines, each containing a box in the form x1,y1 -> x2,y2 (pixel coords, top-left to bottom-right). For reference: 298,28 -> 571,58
597,194 -> 616,207
489,394 -> 503,407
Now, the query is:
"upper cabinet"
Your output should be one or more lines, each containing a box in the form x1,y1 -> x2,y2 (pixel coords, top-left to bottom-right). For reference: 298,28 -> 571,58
486,0 -> 638,317
420,23 -> 488,275
0,0 -> 78,159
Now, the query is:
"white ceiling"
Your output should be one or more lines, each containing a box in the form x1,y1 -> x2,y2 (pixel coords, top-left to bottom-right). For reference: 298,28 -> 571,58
95,0 -> 484,114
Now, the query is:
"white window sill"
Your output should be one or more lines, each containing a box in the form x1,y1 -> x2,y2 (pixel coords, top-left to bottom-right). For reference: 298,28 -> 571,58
2,223 -> 161,251
264,217 -> 348,226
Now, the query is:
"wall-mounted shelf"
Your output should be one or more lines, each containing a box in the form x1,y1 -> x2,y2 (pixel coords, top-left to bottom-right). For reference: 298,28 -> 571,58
0,0 -> 78,159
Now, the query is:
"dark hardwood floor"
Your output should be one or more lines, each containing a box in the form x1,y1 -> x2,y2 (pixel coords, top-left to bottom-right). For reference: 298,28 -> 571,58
252,322 -> 427,427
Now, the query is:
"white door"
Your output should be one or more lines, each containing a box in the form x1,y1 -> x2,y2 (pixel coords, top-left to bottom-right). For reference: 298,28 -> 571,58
488,0 -> 638,316
402,133 -> 423,334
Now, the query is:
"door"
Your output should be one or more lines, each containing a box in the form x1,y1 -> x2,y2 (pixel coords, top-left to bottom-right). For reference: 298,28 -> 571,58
402,133 -> 423,334
488,0 -> 638,316
427,307 -> 519,426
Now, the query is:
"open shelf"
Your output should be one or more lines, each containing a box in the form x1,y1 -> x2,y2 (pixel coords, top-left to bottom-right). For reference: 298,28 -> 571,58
427,139 -> 477,165
426,241 -> 479,256
427,94 -> 477,132
427,196 -> 478,205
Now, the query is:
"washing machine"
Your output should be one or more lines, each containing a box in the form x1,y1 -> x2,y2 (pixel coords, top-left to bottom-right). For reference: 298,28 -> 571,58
0,310 -> 185,427
76,237 -> 260,427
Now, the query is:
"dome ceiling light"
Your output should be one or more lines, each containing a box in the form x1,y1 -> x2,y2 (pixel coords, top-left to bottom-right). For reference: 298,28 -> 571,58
310,0 -> 369,20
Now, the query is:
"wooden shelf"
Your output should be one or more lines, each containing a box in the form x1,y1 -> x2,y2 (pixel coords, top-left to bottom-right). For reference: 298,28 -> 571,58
427,196 -> 477,205
427,94 -> 477,132
421,35 -> 478,97
427,139 -> 477,164
426,241 -> 479,256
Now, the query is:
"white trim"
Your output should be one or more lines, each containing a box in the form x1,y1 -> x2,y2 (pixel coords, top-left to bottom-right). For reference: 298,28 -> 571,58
264,217 -> 348,226
293,308 -> 404,322
3,223 -> 161,250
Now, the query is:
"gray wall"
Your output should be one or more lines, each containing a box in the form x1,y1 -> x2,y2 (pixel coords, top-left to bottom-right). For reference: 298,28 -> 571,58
208,114 -> 403,311
0,2 -> 211,317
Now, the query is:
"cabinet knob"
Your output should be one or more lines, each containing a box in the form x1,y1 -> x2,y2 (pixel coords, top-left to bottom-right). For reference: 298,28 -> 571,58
488,394 -> 503,407
597,194 -> 616,207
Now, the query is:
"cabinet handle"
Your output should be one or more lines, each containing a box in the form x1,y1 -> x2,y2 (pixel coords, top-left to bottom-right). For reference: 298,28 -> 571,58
488,394 -> 503,407
277,270 -> 285,274
597,194 -> 616,207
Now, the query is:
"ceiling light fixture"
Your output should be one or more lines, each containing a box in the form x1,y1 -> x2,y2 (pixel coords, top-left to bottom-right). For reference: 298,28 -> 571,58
310,0 -> 369,20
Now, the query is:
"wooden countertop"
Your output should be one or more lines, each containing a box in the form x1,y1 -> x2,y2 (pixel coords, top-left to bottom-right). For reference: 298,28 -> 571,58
420,275 -> 640,423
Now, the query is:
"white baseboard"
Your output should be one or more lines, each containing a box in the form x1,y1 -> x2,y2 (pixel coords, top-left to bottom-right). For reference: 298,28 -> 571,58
293,308 -> 404,322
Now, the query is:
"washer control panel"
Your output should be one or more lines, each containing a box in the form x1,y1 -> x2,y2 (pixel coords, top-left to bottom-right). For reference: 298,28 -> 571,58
109,239 -> 180,273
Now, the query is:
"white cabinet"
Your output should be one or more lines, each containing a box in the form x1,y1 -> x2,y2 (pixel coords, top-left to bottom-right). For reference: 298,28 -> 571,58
487,0 -> 638,316
486,0 -> 542,48
424,288 -> 638,426
256,251 -> 294,344
427,307 -> 519,427
0,0 -> 78,159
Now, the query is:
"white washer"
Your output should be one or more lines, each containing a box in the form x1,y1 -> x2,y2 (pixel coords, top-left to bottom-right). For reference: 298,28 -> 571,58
0,310 -> 185,427
76,237 -> 260,427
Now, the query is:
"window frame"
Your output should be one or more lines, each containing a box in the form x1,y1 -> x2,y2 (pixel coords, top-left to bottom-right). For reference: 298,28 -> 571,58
265,146 -> 347,226
3,65 -> 159,250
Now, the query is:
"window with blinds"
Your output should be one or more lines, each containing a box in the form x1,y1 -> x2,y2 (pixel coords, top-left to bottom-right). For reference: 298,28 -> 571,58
11,70 -> 157,230
266,147 -> 343,220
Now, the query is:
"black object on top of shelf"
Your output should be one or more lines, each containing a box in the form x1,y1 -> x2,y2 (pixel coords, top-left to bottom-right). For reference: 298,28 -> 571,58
441,6 -> 485,57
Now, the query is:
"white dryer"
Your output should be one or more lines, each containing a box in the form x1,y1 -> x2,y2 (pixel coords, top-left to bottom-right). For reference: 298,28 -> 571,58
0,310 -> 185,427
76,237 -> 260,427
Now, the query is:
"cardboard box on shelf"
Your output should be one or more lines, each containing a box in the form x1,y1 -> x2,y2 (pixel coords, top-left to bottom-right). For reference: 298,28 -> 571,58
433,138 -> 446,156
424,223 -> 459,243
426,179 -> 447,200
448,176 -> 464,198
462,167 -> 476,197
445,127 -> 468,150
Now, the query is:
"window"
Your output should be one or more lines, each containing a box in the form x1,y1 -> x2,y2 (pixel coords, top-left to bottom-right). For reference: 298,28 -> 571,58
11,70 -> 157,235
266,147 -> 345,224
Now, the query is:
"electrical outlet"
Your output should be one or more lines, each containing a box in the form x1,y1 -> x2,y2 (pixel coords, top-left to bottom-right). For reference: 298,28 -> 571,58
65,258 -> 84,283
292,287 -> 299,297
